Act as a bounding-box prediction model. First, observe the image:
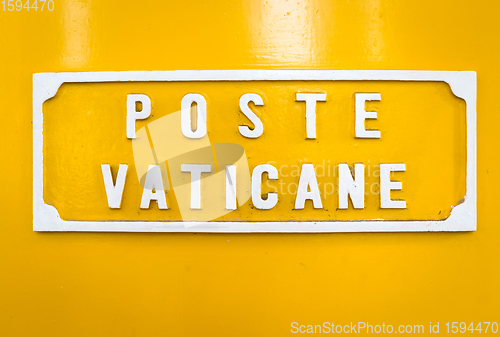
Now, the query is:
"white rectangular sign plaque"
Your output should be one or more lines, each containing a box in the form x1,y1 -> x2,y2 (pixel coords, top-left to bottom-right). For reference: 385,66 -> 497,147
33,70 -> 476,232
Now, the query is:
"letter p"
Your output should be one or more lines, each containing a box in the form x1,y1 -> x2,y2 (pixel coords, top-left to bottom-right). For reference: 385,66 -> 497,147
127,94 -> 151,139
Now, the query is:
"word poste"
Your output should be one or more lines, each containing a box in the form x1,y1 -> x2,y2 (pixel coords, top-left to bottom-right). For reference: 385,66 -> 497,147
101,92 -> 406,211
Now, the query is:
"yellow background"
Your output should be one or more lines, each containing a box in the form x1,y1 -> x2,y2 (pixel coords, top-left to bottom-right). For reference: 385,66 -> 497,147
0,0 -> 497,336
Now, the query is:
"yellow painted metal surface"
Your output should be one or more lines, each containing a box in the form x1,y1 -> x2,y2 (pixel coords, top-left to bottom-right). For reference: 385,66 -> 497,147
0,0 -> 497,336
43,81 -> 465,222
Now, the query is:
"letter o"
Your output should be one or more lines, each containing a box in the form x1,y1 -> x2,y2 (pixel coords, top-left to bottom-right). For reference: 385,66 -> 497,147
181,93 -> 207,139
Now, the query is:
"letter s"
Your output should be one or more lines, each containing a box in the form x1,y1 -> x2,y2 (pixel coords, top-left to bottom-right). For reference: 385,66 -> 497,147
239,93 -> 264,138
291,322 -> 299,333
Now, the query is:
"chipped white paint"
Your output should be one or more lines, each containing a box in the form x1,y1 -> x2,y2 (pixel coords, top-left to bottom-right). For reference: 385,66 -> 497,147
33,70 -> 476,232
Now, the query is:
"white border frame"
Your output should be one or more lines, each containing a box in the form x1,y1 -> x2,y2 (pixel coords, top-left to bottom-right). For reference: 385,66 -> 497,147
33,70 -> 477,232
